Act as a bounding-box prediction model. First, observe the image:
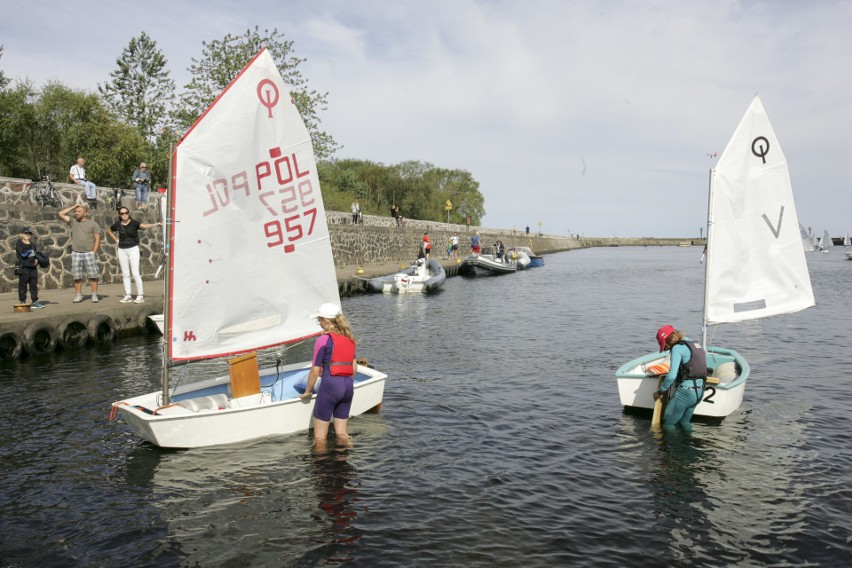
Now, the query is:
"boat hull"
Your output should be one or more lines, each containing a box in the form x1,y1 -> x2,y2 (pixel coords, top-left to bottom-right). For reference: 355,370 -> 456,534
368,259 -> 446,293
460,254 -> 517,276
148,314 -> 164,334
614,346 -> 749,418
113,361 -> 387,448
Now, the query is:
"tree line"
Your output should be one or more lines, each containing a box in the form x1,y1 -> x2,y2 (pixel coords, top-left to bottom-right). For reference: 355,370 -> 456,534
0,31 -> 485,224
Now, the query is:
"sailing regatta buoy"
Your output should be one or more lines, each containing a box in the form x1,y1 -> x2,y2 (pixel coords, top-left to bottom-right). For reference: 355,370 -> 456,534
22,323 -> 58,356
0,331 -> 24,360
87,315 -> 116,343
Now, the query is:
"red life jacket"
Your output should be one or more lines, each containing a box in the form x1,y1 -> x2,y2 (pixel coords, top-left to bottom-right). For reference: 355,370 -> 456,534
326,333 -> 356,376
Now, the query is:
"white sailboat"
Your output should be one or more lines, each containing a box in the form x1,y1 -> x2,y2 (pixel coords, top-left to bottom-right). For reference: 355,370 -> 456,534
843,233 -> 851,246
819,230 -> 832,252
616,96 -> 815,418
799,224 -> 813,252
111,50 -> 386,448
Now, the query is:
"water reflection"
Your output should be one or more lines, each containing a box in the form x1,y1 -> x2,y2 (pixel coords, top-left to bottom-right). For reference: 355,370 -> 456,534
302,445 -> 362,564
617,405 -> 813,566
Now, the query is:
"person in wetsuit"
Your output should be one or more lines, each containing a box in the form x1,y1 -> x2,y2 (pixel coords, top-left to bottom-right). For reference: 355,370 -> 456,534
653,325 -> 706,430
300,303 -> 358,446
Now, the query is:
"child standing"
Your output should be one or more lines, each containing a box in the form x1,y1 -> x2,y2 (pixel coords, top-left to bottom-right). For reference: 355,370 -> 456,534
15,226 -> 44,309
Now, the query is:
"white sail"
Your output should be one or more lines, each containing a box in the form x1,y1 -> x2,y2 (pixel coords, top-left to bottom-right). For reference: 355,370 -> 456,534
169,50 -> 338,361
799,223 -> 813,252
705,96 -> 815,325
821,230 -> 833,250
844,233 -> 851,246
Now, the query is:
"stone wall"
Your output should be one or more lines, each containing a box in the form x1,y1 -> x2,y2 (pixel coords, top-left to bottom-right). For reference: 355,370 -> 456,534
1,176 -> 164,294
1,175 -> 581,293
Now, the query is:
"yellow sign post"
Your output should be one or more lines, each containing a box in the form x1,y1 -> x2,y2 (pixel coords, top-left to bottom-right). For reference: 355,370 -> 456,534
444,200 -> 452,223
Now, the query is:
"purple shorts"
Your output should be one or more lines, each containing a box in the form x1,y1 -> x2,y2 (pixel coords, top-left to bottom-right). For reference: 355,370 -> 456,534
314,375 -> 354,421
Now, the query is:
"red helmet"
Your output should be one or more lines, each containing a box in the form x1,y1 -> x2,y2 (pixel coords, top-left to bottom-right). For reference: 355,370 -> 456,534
656,325 -> 675,352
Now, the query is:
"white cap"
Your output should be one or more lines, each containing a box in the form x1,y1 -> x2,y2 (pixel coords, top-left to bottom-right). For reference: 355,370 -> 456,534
311,302 -> 341,319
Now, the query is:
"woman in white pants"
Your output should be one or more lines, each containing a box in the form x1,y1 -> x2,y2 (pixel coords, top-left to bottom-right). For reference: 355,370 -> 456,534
107,207 -> 161,303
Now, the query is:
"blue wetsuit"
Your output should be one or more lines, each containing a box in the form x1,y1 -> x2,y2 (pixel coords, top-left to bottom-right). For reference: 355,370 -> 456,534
312,335 -> 354,422
659,338 -> 705,429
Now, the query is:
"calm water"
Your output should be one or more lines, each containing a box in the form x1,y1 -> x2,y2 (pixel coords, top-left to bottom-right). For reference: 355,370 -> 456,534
1,247 -> 850,567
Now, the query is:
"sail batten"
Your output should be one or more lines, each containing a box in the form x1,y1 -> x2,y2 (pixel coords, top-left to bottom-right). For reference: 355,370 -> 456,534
705,97 -> 815,326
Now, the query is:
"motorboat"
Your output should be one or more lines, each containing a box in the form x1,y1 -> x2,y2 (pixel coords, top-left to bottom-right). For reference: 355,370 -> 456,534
460,247 -> 517,276
368,258 -> 446,293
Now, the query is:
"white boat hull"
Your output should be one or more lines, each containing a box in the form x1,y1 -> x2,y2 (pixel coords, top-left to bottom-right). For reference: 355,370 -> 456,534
614,346 -> 749,418
113,361 -> 386,448
460,254 -> 517,276
369,259 -> 446,293
148,314 -> 164,334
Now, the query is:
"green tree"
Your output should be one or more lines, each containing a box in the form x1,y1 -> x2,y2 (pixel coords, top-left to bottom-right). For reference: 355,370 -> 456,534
175,26 -> 339,158
0,45 -> 8,89
317,158 -> 485,223
98,32 -> 176,142
0,82 -> 36,177
11,82 -> 146,186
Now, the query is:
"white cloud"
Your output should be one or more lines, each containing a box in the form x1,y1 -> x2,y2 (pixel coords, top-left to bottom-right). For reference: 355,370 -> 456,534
2,0 -> 851,236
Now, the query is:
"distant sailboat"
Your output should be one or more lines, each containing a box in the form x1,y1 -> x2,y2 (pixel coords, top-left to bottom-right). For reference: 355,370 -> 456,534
800,224 -> 814,252
819,230 -> 832,253
843,233 -> 850,246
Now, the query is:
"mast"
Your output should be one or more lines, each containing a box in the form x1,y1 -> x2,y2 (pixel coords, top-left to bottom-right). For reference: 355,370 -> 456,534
160,143 -> 174,404
701,168 -> 714,348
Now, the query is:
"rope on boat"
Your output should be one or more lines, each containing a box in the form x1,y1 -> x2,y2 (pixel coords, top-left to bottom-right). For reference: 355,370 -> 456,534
109,401 -> 129,420
153,403 -> 183,415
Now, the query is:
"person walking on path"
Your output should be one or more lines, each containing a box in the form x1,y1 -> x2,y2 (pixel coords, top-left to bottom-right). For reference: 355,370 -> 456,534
450,234 -> 460,260
15,226 -> 44,309
300,303 -> 358,447
131,162 -> 151,211
107,206 -> 161,304
58,203 -> 102,303
69,157 -> 98,209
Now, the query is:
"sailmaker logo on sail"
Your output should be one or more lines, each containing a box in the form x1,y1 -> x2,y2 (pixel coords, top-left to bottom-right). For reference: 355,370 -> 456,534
751,136 -> 770,163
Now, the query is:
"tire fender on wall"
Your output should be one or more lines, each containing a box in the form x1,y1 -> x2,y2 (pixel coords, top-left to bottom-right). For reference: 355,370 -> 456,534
59,320 -> 89,349
0,331 -> 25,360
22,323 -> 58,356
87,315 -> 116,343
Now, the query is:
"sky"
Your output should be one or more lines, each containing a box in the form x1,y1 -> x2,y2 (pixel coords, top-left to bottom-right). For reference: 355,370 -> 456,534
2,0 -> 851,237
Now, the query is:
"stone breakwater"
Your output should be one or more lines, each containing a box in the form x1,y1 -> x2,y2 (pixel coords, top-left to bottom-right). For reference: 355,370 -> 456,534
1,175 -> 583,294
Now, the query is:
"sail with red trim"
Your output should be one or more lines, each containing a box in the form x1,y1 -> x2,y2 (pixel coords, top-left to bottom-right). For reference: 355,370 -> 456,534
168,49 -> 337,361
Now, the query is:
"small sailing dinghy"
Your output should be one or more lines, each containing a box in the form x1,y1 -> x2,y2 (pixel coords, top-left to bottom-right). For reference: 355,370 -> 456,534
799,224 -> 814,253
615,96 -> 815,418
111,50 -> 387,448
368,258 -> 446,293
819,230 -> 833,253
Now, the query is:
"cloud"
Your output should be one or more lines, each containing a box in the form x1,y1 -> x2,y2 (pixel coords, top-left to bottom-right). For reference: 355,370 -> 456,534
3,0 -> 851,236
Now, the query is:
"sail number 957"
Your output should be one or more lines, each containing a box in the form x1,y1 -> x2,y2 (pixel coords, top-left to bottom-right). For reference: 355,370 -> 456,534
265,209 -> 317,253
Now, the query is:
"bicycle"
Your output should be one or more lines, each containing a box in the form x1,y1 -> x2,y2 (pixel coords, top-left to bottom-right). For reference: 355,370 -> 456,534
28,176 -> 66,208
